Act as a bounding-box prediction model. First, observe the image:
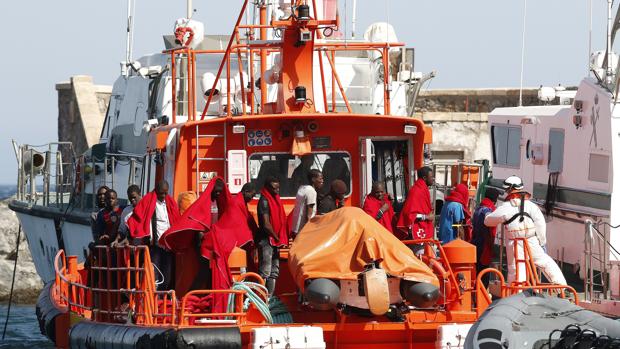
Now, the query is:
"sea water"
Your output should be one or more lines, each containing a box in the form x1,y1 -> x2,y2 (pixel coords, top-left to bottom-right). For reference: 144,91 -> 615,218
0,185 -> 52,348
0,304 -> 53,348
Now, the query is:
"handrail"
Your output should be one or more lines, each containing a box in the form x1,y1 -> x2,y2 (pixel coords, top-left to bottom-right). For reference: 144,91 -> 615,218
53,246 -> 253,327
475,267 -> 579,317
179,289 -> 247,326
402,238 -> 462,302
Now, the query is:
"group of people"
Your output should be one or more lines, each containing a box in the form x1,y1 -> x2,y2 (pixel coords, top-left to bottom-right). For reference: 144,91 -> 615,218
89,164 -> 567,303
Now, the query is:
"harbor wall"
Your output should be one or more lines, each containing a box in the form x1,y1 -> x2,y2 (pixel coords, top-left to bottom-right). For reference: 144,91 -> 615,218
56,76 -> 111,156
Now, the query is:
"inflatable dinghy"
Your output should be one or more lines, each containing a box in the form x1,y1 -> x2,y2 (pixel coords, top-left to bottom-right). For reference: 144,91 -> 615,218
465,289 -> 620,349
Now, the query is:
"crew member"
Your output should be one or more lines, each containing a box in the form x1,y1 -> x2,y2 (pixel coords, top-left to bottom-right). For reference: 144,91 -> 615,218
396,166 -> 435,240
256,176 -> 288,295
93,189 -> 124,245
362,181 -> 395,233
471,187 -> 501,288
317,179 -> 347,214
438,184 -> 471,244
484,176 -> 566,285
127,180 -> 181,290
291,169 -> 323,237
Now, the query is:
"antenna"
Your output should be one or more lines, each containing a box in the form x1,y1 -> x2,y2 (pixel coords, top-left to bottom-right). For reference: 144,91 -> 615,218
125,0 -> 135,71
606,0 -> 613,85
187,0 -> 193,19
518,0 -> 527,107
351,0 -> 357,39
588,0 -> 593,77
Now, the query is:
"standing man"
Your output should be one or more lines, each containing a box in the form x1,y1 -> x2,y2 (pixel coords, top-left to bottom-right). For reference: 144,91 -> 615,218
397,166 -> 435,241
91,186 -> 110,238
317,179 -> 347,215
291,154 -> 315,191
471,187 -> 501,288
93,189 -> 124,246
290,169 -> 323,237
118,184 -> 141,241
362,181 -> 395,233
127,180 -> 181,290
438,184 -> 471,244
484,176 -> 566,285
256,176 -> 288,295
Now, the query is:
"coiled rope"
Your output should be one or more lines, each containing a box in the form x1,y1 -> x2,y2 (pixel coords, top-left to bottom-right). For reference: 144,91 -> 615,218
227,281 -> 273,323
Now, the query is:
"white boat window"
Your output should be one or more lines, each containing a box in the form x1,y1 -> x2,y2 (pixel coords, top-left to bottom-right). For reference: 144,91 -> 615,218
548,129 -> 565,172
491,125 -> 521,167
588,154 -> 609,183
248,152 -> 352,198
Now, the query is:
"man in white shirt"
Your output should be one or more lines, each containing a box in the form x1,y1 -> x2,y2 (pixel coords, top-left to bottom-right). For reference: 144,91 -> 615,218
484,176 -> 566,285
291,169 -> 324,238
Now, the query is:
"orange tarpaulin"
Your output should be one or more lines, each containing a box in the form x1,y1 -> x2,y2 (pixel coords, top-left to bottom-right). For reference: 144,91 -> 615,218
288,207 -> 439,289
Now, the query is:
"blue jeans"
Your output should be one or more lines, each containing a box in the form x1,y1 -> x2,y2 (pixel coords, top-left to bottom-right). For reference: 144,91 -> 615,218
257,237 -> 279,295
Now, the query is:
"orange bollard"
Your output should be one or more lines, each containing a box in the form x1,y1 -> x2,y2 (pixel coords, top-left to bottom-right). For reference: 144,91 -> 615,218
442,239 -> 476,312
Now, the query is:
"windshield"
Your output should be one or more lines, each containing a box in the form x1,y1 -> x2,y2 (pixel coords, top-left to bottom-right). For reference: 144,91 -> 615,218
248,152 -> 352,197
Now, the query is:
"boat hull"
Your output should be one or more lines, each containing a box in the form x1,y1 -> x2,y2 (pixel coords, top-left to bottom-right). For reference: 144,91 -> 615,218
10,200 -> 92,283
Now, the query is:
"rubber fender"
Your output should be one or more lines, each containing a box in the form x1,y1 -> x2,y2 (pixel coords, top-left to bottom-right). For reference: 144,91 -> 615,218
400,281 -> 440,308
69,322 -> 171,349
304,278 -> 340,311
173,327 -> 242,349
35,282 -> 62,343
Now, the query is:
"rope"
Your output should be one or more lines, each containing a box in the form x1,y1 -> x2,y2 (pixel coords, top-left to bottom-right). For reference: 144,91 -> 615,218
269,296 -> 293,324
227,281 -> 273,323
2,224 -> 21,340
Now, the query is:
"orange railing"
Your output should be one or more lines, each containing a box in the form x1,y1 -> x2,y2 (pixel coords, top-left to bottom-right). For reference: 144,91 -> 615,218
474,238 -> 579,317
402,239 -> 463,304
53,246 -> 257,327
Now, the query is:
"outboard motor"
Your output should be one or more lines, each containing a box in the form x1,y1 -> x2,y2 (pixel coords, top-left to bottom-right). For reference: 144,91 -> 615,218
399,281 -> 440,308
304,278 -> 340,311
358,260 -> 390,316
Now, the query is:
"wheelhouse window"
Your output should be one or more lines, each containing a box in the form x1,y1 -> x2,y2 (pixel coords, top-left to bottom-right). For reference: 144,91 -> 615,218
248,152 -> 352,198
491,125 -> 521,167
548,129 -> 565,173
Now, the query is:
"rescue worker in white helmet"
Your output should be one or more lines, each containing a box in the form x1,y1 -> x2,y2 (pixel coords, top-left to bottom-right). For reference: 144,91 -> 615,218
484,176 -> 567,285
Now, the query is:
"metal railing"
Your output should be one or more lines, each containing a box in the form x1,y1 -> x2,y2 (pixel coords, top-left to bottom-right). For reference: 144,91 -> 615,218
53,246 -> 252,327
14,142 -> 75,207
583,220 -> 620,302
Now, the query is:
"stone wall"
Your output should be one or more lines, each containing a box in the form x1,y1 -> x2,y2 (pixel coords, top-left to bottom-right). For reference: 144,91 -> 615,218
56,76 -> 112,156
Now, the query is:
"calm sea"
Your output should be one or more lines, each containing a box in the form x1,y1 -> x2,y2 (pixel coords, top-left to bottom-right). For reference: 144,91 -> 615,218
0,185 -> 53,348
0,304 -> 53,348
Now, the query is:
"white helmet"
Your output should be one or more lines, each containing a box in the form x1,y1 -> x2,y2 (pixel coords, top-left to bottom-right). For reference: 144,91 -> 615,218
502,175 -> 524,191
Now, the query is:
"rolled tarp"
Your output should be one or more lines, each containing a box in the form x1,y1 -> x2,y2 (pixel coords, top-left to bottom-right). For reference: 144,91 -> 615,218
288,207 -> 439,290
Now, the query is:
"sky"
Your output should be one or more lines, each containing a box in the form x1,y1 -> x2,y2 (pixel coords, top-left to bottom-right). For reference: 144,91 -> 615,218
0,0 -> 611,184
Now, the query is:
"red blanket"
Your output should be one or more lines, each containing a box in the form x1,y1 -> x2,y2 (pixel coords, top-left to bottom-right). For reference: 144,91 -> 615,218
127,191 -> 180,239
479,198 -> 497,265
362,194 -> 394,233
396,178 -> 433,239
445,184 -> 472,241
260,188 -> 288,247
159,178 -> 231,251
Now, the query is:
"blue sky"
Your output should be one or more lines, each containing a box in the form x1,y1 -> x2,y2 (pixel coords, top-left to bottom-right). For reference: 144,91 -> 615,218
0,0 -> 610,183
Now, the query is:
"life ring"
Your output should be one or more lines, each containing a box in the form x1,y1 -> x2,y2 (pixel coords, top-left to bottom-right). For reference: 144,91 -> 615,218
174,26 -> 194,47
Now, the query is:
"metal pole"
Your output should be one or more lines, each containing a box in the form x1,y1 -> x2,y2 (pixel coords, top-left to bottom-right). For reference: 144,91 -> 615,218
129,158 -> 136,186
92,157 -> 96,209
585,220 -> 592,301
1,224 -> 21,340
111,156 -> 115,191
187,0 -> 193,19
351,0 -> 357,39
499,225 -> 505,278
30,150 -> 35,204
518,0 -> 527,107
607,0 -> 614,85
